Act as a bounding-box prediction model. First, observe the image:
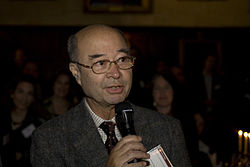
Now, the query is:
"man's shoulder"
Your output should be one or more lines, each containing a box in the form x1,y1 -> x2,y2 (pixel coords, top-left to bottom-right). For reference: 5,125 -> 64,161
132,104 -> 180,125
34,102 -> 86,135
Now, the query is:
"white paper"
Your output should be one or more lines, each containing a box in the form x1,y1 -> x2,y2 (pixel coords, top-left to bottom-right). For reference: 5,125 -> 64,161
146,145 -> 173,167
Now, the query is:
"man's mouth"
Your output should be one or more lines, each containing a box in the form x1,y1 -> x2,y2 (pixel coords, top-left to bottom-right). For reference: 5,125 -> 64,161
110,86 -> 120,89
106,85 -> 123,94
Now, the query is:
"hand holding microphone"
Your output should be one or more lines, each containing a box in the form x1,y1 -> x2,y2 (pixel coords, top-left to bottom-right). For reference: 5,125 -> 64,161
105,101 -> 150,167
115,101 -> 139,164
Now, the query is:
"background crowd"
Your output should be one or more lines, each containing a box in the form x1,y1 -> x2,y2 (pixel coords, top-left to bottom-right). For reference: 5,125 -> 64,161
0,32 -> 249,167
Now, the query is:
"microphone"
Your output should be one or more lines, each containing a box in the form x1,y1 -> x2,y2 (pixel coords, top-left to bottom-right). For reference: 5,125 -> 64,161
115,101 -> 136,137
115,101 -> 138,163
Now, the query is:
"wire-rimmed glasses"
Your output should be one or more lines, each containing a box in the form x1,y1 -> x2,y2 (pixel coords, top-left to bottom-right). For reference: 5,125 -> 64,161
71,56 -> 136,74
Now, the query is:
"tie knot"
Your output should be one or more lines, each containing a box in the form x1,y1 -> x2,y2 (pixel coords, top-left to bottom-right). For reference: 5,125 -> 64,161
99,121 -> 116,134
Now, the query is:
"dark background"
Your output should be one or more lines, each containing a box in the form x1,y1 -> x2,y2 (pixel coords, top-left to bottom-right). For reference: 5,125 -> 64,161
0,25 -> 250,164
1,26 -> 250,80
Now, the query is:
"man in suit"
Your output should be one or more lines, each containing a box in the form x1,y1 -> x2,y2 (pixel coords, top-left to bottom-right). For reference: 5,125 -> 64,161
30,24 -> 191,167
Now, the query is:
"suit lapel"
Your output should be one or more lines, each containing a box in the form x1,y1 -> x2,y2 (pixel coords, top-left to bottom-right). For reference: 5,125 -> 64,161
67,101 -> 159,166
133,106 -> 157,151
69,101 -> 109,166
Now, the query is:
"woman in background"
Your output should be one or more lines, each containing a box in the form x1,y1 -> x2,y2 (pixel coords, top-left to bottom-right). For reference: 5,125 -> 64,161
151,72 -> 201,167
151,72 -> 175,116
0,75 -> 42,167
41,69 -> 74,121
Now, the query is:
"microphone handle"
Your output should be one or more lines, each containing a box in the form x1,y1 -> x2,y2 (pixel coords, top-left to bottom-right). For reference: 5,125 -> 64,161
129,159 -> 150,165
129,158 -> 139,164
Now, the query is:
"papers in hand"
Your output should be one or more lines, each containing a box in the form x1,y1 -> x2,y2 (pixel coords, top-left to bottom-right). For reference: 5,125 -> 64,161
146,145 -> 173,167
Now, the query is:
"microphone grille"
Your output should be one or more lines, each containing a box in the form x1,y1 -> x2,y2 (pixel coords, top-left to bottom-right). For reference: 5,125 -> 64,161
115,101 -> 136,136
115,101 -> 133,113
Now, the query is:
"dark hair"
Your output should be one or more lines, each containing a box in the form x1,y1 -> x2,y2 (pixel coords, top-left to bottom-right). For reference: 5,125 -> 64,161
150,72 -> 178,109
46,69 -> 73,99
10,75 -> 37,95
51,69 -> 72,85
8,75 -> 37,110
151,72 -> 177,92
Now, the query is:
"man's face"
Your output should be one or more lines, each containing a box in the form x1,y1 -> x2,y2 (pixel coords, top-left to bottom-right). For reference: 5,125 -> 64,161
72,29 -> 132,107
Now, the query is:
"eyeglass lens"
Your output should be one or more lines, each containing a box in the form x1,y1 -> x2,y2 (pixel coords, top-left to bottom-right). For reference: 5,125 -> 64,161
92,56 -> 134,73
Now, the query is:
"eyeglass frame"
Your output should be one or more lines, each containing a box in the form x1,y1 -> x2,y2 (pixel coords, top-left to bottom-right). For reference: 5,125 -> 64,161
71,56 -> 136,74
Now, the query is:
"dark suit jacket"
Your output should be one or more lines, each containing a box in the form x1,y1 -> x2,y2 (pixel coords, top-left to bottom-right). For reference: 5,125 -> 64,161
31,99 -> 191,167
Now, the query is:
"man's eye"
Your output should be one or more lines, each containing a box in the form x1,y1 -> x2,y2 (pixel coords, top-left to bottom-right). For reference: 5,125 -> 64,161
95,60 -> 106,66
118,56 -> 129,63
119,57 -> 126,62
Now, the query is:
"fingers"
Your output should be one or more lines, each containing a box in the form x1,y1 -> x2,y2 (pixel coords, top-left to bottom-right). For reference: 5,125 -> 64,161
111,135 -> 146,158
123,150 -> 150,163
114,135 -> 144,152
106,135 -> 150,167
126,160 -> 149,167
115,135 -> 142,150
118,142 -> 149,162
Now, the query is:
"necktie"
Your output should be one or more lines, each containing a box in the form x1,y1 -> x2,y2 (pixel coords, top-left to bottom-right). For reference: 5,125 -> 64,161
99,121 -> 118,154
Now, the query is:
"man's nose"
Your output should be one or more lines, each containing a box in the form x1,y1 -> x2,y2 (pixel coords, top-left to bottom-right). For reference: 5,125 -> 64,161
106,62 -> 120,79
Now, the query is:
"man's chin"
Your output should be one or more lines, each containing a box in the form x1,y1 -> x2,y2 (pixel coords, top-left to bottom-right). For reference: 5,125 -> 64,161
106,96 -> 126,105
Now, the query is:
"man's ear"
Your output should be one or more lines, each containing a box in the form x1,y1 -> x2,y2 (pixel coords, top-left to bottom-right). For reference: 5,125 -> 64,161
69,63 -> 82,86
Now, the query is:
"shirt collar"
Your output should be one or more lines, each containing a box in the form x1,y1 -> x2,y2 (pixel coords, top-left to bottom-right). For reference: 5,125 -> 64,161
84,98 -> 116,128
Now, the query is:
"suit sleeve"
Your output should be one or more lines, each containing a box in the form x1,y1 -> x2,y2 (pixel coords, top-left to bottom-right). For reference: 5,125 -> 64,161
30,128 -> 65,167
170,119 -> 192,167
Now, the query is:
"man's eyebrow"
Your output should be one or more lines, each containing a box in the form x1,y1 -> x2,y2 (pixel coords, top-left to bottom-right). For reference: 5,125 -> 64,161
88,54 -> 105,60
88,48 -> 129,60
118,48 -> 130,55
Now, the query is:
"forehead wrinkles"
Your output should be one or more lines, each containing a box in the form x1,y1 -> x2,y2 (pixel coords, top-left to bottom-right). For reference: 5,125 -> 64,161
76,28 -> 127,58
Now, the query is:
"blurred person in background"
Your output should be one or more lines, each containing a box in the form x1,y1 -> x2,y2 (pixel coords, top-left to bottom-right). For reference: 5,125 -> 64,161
189,53 -> 230,165
1,47 -> 28,106
193,111 -> 222,167
169,64 -> 192,110
151,72 -> 199,166
151,72 -> 175,116
190,54 -> 224,123
10,48 -> 27,79
0,75 -> 42,167
22,60 -> 44,101
22,60 -> 39,79
40,69 -> 74,122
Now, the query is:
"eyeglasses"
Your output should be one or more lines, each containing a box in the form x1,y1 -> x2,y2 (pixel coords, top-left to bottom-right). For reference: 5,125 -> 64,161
71,56 -> 136,74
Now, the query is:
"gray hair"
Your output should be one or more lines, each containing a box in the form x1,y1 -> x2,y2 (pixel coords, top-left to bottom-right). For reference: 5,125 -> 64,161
67,34 -> 78,62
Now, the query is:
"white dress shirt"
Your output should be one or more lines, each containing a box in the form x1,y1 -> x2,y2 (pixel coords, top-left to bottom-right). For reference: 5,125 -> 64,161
84,98 -> 122,144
